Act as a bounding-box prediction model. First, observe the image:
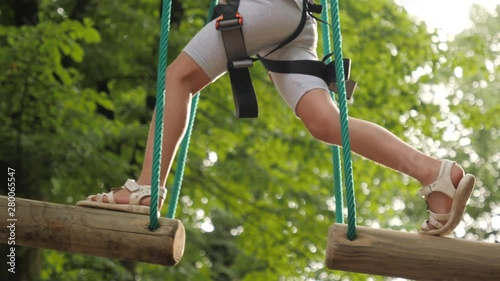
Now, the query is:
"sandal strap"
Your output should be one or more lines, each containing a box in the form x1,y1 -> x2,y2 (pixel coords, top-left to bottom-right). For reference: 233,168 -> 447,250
91,190 -> 116,203
124,179 -> 147,192
419,160 -> 456,199
94,193 -> 104,203
421,210 -> 449,231
123,179 -> 167,205
426,216 -> 445,229
429,210 -> 450,221
106,190 -> 116,204
421,221 -> 431,231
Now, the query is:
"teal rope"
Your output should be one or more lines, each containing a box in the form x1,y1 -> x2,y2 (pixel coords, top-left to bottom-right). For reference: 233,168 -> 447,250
320,0 -> 344,224
150,0 -> 173,230
166,0 -> 219,219
165,99 -> 196,219
330,0 -> 357,240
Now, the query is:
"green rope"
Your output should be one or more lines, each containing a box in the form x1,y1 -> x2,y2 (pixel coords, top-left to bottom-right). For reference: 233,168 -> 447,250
330,0 -> 357,240
320,0 -> 344,224
150,0 -> 173,231
166,0 -> 219,219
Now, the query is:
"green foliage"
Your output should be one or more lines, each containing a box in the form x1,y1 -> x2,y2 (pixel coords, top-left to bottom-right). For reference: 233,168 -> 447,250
42,251 -> 132,281
0,15 -> 110,199
1,1 -> 497,281
431,4 -> 500,243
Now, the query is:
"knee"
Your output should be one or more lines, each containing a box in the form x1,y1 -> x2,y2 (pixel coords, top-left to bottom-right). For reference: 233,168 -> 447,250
295,89 -> 342,144
303,114 -> 341,144
165,53 -> 211,95
166,65 -> 190,88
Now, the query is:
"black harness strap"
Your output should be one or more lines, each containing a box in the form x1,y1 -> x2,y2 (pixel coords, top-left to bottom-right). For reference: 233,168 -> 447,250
214,0 -> 258,118
261,57 -> 357,100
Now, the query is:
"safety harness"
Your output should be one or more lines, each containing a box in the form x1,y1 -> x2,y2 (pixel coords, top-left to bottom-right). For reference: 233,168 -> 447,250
213,0 -> 357,118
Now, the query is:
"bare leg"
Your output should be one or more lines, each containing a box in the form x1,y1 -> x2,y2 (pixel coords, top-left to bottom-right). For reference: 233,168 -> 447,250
295,89 -> 465,222
89,52 -> 211,207
136,53 -> 211,187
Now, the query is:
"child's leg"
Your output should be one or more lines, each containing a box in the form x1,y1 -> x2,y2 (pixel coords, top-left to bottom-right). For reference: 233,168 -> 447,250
295,88 -> 466,226
115,0 -> 307,193
81,0 -> 306,208
135,53 -> 211,188
84,53 -> 211,207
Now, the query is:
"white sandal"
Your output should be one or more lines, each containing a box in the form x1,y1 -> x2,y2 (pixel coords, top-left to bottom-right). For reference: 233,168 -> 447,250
77,179 -> 167,215
419,160 -> 476,236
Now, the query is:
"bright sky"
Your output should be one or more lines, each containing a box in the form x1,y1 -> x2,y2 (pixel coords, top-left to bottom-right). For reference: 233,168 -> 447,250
396,0 -> 500,35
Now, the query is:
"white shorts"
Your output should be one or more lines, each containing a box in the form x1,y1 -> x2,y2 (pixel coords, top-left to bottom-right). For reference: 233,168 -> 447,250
183,0 -> 329,112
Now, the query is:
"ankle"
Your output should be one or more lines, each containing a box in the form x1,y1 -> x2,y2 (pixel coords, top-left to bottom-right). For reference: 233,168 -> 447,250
136,181 -> 151,187
418,160 -> 441,186
419,161 -> 465,188
135,176 -> 151,186
136,181 -> 167,190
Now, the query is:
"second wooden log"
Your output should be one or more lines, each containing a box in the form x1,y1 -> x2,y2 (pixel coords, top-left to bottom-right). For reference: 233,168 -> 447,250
326,223 -> 500,280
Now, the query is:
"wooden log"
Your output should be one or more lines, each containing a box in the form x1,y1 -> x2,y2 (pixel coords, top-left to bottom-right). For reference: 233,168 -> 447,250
326,223 -> 500,280
0,196 -> 185,266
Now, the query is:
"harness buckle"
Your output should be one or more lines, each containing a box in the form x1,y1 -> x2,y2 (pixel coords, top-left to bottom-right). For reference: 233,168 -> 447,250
215,12 -> 243,30
230,59 -> 253,69
325,58 -> 357,100
307,3 -> 323,14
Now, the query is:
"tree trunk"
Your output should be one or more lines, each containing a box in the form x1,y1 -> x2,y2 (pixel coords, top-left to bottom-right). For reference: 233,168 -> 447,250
4,1 -> 43,279
9,0 -> 39,26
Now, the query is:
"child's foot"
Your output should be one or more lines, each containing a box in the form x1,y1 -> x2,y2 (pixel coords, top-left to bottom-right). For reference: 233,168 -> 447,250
77,179 -> 167,215
419,160 -> 476,236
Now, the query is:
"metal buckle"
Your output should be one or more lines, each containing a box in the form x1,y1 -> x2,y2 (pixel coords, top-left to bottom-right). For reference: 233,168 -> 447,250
215,12 -> 243,30
328,80 -> 356,101
325,60 -> 357,101
230,59 -> 253,69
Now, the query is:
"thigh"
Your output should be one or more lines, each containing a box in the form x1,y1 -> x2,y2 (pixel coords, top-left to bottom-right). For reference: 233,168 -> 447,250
295,88 -> 341,144
295,88 -> 339,122
183,0 -> 304,81
269,71 -> 329,114
265,16 -> 330,114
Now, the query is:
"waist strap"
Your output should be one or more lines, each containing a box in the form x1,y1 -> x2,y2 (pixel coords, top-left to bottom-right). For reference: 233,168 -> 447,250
260,57 -> 357,100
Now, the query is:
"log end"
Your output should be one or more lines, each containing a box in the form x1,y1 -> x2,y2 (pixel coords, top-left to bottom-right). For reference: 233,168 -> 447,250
171,219 -> 186,266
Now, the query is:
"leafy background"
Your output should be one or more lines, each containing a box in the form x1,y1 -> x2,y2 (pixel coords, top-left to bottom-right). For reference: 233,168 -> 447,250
0,0 -> 498,280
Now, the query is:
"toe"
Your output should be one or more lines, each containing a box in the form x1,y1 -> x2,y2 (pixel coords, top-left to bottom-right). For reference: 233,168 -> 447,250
89,193 -> 109,203
140,197 -> 151,207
